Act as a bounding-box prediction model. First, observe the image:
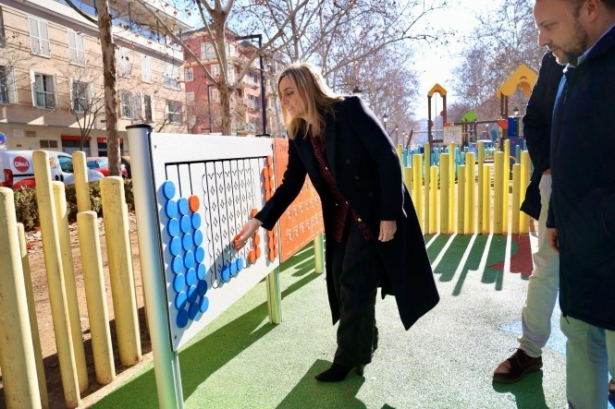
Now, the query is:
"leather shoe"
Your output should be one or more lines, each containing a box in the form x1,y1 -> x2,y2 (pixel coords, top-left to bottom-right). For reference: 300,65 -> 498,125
609,378 -> 615,400
493,349 -> 542,384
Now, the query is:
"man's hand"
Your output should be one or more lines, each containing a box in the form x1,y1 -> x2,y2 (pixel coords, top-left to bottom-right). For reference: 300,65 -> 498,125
547,228 -> 559,253
234,219 -> 261,250
378,220 -> 397,242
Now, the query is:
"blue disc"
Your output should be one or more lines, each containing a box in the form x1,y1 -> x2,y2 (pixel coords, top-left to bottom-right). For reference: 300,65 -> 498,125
162,181 -> 176,200
184,251 -> 195,269
187,285 -> 198,303
186,268 -> 197,286
193,230 -> 204,246
178,197 -> 190,215
236,258 -> 244,272
191,213 -> 202,229
167,218 -> 180,237
176,310 -> 189,328
182,233 -> 193,252
195,247 -> 205,263
221,264 -> 230,282
197,279 -> 208,296
174,291 -> 188,310
230,261 -> 238,277
165,200 -> 178,219
180,215 -> 191,233
197,263 -> 206,280
173,273 -> 186,293
169,237 -> 182,256
171,256 -> 183,274
188,302 -> 200,320
199,296 -> 209,313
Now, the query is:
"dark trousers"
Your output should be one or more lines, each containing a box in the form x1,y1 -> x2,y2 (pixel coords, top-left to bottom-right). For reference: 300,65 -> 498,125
331,217 -> 381,367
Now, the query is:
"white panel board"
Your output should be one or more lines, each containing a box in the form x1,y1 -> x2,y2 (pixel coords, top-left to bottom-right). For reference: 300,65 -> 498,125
150,133 -> 278,350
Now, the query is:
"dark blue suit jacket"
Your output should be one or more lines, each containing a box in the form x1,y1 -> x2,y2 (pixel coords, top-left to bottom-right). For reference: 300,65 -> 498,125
256,96 -> 439,330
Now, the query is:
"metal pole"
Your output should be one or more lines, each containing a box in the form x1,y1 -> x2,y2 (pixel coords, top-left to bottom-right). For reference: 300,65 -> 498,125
126,125 -> 184,409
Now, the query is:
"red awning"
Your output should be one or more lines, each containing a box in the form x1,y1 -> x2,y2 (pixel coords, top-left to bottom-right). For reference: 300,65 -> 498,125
61,135 -> 91,141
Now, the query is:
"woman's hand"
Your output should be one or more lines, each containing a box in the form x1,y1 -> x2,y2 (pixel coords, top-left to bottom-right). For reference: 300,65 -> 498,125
378,220 -> 397,242
233,219 -> 262,250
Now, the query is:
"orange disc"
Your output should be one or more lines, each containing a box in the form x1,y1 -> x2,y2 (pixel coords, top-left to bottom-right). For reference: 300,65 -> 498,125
268,250 -> 275,261
273,248 -> 278,258
188,195 -> 200,212
267,230 -> 274,238
264,179 -> 271,191
266,156 -> 273,166
253,234 -> 261,246
248,250 -> 256,264
265,191 -> 272,200
251,208 -> 258,218
262,168 -> 269,179
255,247 -> 262,258
268,240 -> 275,250
273,236 -> 278,246
266,167 -> 273,178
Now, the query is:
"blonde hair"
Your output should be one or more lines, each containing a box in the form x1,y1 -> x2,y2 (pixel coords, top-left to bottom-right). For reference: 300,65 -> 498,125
277,62 -> 344,139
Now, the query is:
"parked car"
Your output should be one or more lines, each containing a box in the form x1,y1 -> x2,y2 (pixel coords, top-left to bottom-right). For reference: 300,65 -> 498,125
0,150 -> 104,190
86,157 -> 129,178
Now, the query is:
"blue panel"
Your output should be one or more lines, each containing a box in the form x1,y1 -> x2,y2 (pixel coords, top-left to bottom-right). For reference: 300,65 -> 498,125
188,302 -> 200,320
197,263 -> 206,280
197,279 -> 208,296
178,197 -> 190,216
193,230 -> 204,246
184,251 -> 195,269
182,233 -> 193,252
171,256 -> 184,274
165,200 -> 178,219
186,267 -> 197,286
174,291 -> 188,310
191,212 -> 202,229
195,246 -> 205,264
180,215 -> 191,233
176,309 -> 189,328
169,237 -> 182,256
167,218 -> 180,237
162,180 -> 176,200
173,273 -> 186,293
199,296 -> 209,313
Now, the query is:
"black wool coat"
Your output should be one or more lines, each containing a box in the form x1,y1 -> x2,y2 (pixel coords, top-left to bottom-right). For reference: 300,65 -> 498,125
256,96 -> 439,330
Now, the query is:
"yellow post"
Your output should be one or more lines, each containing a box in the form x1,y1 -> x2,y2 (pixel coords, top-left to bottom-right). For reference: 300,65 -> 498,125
0,189 -> 43,409
424,143 -> 431,234
77,211 -> 116,384
503,139 -> 510,234
465,152 -> 476,234
412,154 -> 423,231
494,152 -> 504,235
17,223 -> 49,409
32,151 -> 81,408
100,177 -> 142,366
477,141 -> 485,234
448,143 -> 456,233
430,166 -> 438,234
404,167 -> 413,202
440,154 -> 450,234
458,164 -> 465,234
72,151 -> 91,212
520,151 -> 531,234
482,165 -> 491,234
52,182 -> 88,393
512,164 -> 521,234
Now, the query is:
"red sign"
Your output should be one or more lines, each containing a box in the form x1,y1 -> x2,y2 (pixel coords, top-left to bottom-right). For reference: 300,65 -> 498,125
13,156 -> 31,173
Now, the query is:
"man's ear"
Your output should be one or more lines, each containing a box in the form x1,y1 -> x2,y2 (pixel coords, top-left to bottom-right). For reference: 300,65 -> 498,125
584,0 -> 600,23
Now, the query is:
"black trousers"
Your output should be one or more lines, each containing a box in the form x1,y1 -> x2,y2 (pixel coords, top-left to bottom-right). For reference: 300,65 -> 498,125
331,216 -> 382,367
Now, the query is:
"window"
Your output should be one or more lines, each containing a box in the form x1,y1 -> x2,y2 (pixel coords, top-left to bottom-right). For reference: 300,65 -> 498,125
185,68 -> 193,82
143,94 -> 153,122
200,42 -> 215,60
141,55 -> 152,83
71,81 -> 89,112
67,30 -> 85,65
32,72 -> 56,109
117,46 -> 131,77
0,65 -> 17,104
165,100 -> 181,124
212,89 -> 219,101
186,92 -> 194,105
40,139 -> 58,149
58,155 -> 74,172
163,62 -> 180,89
211,64 -> 219,77
121,91 -> 135,118
0,7 -> 5,47
28,17 -> 51,57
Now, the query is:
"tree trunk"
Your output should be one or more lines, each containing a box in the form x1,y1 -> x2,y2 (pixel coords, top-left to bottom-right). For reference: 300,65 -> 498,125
95,0 -> 120,175
220,87 -> 232,135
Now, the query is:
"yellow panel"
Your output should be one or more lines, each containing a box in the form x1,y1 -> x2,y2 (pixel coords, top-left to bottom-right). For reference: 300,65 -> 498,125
496,64 -> 538,98
427,83 -> 447,97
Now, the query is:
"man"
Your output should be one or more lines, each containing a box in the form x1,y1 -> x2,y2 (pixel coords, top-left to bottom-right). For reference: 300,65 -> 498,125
493,52 -> 563,384
534,0 -> 615,406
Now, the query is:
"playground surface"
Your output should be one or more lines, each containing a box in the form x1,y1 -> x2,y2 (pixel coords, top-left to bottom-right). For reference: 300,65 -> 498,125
81,231 -> 615,409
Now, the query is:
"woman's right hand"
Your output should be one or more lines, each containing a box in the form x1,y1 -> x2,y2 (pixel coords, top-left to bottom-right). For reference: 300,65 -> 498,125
233,219 -> 262,250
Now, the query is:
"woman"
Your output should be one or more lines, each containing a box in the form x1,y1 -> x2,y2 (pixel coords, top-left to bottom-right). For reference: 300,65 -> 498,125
235,62 -> 439,382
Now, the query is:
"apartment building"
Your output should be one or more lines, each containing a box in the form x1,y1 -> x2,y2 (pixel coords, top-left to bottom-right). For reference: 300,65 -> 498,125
0,0 -> 190,155
182,28 -> 279,137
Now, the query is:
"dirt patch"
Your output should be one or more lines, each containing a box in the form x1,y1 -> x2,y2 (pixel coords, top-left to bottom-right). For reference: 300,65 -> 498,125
0,214 -> 151,408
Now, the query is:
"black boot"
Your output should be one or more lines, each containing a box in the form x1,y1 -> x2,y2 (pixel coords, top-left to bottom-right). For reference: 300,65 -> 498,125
315,363 -> 354,382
